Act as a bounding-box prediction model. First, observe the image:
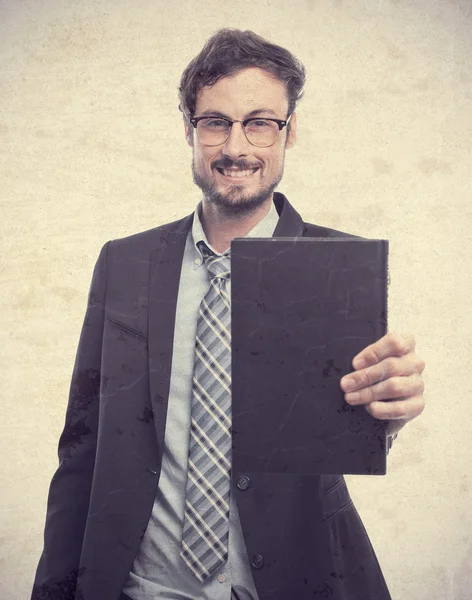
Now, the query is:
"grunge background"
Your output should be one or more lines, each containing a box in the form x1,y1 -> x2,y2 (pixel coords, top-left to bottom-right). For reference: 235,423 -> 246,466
1,1 -> 471,598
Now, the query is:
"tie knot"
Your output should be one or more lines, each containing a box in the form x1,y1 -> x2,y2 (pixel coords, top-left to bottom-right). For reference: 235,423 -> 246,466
198,241 -> 231,281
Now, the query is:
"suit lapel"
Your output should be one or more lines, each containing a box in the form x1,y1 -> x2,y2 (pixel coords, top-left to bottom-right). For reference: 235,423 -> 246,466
272,192 -> 306,238
148,214 -> 193,460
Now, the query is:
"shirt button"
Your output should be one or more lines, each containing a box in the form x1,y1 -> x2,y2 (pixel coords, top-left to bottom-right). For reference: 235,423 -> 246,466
217,574 -> 226,583
251,554 -> 264,569
195,257 -> 202,265
236,475 -> 250,491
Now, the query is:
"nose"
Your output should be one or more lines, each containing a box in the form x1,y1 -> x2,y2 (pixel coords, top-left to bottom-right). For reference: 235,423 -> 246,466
221,122 -> 251,158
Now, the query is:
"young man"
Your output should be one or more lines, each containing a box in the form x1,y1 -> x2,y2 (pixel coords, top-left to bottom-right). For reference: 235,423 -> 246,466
32,29 -> 425,600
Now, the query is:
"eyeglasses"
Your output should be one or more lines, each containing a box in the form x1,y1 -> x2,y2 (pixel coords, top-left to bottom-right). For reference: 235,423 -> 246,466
189,114 -> 292,148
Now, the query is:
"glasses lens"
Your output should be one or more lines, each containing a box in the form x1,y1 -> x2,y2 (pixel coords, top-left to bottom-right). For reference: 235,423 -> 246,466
196,118 -> 230,145
245,119 -> 279,147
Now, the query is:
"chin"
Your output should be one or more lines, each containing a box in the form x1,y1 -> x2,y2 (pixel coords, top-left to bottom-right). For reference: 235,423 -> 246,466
208,187 -> 272,213
193,169 -> 281,215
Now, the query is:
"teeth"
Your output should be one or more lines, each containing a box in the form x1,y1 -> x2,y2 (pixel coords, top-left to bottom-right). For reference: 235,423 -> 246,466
222,168 -> 256,178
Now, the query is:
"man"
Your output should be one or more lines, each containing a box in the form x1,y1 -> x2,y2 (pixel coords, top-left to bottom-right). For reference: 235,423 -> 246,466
32,29 -> 425,600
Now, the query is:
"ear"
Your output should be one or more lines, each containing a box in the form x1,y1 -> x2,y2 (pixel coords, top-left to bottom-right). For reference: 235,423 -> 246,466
184,116 -> 194,147
285,112 -> 297,149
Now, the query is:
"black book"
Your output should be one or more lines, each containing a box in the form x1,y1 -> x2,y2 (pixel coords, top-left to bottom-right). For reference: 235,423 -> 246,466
231,238 -> 389,476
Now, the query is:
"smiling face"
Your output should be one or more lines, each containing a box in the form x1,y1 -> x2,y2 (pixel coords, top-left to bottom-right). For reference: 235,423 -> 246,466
185,67 -> 297,215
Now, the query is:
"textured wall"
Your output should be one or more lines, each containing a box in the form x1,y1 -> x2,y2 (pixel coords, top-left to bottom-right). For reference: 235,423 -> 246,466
1,0 -> 471,598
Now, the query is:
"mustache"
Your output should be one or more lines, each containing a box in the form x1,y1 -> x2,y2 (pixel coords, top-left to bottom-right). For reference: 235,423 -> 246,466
212,158 -> 261,171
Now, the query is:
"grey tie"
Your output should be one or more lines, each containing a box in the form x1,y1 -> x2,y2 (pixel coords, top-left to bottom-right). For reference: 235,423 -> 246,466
180,241 -> 232,582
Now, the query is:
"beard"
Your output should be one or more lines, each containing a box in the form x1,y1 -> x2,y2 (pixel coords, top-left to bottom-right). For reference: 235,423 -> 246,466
192,156 -> 284,216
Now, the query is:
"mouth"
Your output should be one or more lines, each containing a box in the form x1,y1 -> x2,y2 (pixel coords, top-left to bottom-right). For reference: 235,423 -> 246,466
215,167 -> 259,180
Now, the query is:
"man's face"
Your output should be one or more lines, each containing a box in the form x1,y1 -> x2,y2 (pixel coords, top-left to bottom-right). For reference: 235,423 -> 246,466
185,67 -> 297,214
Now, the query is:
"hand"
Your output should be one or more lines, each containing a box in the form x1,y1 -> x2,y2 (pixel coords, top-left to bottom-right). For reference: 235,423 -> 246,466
340,332 -> 425,436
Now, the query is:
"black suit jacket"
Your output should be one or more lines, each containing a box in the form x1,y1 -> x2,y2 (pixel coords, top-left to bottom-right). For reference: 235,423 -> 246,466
32,193 -> 392,600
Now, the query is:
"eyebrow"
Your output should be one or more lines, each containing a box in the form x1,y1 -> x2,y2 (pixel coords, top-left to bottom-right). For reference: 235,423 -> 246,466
197,108 -> 279,119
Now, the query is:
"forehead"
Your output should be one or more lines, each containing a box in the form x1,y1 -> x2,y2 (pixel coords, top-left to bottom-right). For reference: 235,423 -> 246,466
195,67 -> 289,118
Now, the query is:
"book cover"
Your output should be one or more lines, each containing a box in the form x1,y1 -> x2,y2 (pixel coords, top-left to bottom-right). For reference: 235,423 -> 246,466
231,238 -> 389,475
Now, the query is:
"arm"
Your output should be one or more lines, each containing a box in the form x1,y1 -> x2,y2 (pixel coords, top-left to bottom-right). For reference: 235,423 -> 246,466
31,242 -> 109,600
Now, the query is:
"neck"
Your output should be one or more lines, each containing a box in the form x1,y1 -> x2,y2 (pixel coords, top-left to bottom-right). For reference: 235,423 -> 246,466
200,196 -> 273,254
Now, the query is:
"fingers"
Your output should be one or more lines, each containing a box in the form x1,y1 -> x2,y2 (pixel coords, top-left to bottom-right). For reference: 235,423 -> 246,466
352,332 -> 417,369
365,395 -> 425,421
339,331 -> 426,427
340,354 -> 424,393
343,373 -> 425,405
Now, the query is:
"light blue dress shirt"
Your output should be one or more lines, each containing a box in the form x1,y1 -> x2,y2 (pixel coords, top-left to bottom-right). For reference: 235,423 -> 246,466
123,199 -> 279,600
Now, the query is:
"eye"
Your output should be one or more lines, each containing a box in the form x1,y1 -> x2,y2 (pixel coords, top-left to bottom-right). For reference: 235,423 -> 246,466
247,119 -> 271,129
200,118 -> 229,130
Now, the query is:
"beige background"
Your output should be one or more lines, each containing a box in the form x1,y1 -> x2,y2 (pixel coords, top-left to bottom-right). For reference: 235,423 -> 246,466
1,0 -> 471,598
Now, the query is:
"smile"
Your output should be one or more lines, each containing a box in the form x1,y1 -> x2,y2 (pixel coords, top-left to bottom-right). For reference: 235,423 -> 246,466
216,167 -> 259,178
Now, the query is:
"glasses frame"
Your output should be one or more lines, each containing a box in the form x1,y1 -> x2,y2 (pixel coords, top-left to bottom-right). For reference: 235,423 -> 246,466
189,114 -> 292,148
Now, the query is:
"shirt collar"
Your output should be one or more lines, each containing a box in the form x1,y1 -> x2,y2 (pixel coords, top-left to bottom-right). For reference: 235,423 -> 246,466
191,199 -> 279,259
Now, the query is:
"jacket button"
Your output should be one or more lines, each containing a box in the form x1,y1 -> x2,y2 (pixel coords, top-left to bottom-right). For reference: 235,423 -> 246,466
251,554 -> 264,569
236,475 -> 250,491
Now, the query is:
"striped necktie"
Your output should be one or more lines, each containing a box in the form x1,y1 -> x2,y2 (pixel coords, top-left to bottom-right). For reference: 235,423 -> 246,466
180,241 -> 232,582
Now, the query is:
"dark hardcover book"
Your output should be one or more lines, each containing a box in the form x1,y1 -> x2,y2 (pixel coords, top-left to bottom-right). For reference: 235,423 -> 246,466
231,238 -> 389,476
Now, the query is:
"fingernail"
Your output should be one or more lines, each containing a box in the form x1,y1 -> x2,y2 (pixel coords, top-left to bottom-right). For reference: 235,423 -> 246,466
353,357 -> 366,369
346,392 -> 360,404
341,377 -> 355,391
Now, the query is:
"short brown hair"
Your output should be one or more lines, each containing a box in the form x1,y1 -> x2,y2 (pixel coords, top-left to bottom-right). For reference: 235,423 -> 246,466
178,28 -> 306,119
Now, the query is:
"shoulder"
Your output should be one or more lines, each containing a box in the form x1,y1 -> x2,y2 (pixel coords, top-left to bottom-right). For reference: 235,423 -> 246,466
106,213 -> 193,255
301,220 -> 367,240
275,193 -> 367,240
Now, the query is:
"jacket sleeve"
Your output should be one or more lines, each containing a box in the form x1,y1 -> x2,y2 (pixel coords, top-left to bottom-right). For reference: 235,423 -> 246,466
31,241 -> 110,600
